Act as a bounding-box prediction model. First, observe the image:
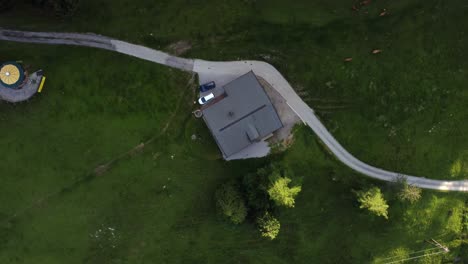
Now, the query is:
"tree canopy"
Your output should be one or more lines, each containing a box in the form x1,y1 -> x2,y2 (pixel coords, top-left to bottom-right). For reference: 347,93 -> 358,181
257,212 -> 281,240
215,182 -> 247,225
396,177 -> 422,204
356,187 -> 389,219
267,172 -> 302,208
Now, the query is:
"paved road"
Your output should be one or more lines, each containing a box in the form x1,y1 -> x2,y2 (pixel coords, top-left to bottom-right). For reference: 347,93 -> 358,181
1,29 -> 467,191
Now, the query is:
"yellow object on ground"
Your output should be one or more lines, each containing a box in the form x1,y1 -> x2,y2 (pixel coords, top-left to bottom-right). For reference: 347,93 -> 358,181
0,64 -> 21,85
38,76 -> 46,93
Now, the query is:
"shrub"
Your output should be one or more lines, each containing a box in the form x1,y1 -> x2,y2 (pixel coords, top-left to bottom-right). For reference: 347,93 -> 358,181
257,212 -> 280,240
215,182 -> 247,225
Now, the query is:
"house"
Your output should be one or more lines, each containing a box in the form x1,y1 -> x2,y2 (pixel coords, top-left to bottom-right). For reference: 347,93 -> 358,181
201,71 -> 283,159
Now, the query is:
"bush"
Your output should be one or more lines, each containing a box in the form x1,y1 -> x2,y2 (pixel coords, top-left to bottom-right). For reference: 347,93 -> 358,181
215,182 -> 247,225
257,212 -> 280,240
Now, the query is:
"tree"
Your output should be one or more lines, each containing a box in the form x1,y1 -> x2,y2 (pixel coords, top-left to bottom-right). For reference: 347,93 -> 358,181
257,212 -> 280,240
396,176 -> 422,204
356,187 -> 389,219
215,182 -> 247,225
267,172 -> 302,208
242,168 -> 271,213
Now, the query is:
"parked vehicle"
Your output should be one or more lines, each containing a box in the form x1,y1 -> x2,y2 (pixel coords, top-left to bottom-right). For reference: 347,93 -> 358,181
198,93 -> 215,105
199,81 -> 216,92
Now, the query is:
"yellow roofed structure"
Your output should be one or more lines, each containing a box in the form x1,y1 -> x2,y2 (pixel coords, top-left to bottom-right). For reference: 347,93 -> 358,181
0,62 -> 25,88
0,61 -> 44,103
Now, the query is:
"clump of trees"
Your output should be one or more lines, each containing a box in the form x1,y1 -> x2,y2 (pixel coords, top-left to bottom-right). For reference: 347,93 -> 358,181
215,165 -> 302,240
215,166 -> 424,239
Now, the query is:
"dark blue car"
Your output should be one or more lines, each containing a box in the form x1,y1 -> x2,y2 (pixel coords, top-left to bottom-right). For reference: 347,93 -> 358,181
199,81 -> 216,92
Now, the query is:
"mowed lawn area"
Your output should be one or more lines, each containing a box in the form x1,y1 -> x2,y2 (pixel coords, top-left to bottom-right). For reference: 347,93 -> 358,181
0,0 -> 467,263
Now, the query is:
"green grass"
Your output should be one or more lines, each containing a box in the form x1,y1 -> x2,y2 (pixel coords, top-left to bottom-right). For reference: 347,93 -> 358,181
56,0 -> 468,180
0,0 -> 467,263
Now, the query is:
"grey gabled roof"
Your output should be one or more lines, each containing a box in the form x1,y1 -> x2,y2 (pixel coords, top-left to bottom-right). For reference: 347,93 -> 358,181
202,71 -> 283,158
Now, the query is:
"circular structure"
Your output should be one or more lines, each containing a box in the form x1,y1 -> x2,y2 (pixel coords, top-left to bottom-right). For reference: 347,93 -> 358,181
0,62 -> 25,89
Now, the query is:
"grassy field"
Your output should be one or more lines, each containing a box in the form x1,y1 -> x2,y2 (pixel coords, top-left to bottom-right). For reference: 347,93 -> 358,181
0,0 -> 467,263
3,0 -> 466,180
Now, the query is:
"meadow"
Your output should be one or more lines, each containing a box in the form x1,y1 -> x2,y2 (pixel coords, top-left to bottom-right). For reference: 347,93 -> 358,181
0,0 -> 467,263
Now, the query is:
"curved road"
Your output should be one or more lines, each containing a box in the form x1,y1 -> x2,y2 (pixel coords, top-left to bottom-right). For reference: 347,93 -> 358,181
1,29 -> 467,192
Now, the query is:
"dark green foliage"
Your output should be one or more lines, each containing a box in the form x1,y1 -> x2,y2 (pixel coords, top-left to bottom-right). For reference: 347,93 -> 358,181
215,182 -> 247,224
